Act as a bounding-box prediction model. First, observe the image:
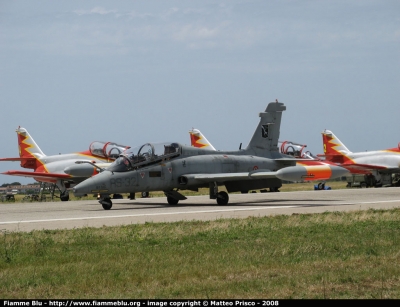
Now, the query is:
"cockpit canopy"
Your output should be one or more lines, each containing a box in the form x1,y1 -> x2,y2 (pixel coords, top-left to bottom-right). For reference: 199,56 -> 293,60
279,140 -> 316,159
107,142 -> 181,172
89,141 -> 131,160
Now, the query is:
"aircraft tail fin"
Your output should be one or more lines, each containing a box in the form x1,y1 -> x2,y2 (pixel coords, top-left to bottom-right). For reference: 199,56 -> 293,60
245,101 -> 286,156
16,126 -> 45,169
321,129 -> 352,163
189,128 -> 216,151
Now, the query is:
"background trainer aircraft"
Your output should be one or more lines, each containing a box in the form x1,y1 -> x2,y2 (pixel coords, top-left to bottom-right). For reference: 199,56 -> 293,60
73,101 -> 348,209
190,128 -> 319,158
0,127 -> 130,201
319,129 -> 400,186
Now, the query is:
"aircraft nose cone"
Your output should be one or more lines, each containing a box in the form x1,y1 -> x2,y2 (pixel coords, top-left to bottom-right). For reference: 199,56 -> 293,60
73,171 -> 111,196
73,177 -> 97,196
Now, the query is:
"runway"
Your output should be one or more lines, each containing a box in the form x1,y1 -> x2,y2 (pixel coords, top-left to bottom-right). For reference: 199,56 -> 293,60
1,187 -> 400,232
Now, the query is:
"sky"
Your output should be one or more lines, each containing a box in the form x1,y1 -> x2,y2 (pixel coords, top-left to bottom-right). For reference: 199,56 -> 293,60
1,0 -> 399,185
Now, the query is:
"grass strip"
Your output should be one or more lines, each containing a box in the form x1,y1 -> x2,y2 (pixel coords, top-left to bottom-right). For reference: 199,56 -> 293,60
1,208 -> 400,298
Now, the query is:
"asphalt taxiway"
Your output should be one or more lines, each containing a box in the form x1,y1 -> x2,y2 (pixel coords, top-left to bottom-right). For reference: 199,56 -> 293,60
1,187 -> 400,232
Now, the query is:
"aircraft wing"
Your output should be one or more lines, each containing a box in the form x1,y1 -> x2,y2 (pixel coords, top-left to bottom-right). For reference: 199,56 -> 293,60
2,170 -> 72,181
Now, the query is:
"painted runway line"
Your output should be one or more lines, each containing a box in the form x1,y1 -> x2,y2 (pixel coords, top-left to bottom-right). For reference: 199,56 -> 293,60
0,205 -> 297,225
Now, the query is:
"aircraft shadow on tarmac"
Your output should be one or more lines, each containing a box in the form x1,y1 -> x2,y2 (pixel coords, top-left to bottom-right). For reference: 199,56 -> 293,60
86,197 -> 343,211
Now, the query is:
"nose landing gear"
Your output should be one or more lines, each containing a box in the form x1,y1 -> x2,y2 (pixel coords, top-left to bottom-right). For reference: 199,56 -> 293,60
99,196 -> 112,210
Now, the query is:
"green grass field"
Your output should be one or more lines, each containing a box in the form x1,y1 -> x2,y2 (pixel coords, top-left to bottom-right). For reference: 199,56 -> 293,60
2,181 -> 399,298
1,208 -> 400,298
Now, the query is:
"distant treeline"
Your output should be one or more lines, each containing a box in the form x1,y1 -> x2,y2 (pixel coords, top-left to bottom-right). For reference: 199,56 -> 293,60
1,182 -> 39,187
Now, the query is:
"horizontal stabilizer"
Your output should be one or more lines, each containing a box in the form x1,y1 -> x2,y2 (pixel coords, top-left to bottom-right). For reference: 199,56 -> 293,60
341,163 -> 400,173
316,153 -> 347,164
2,170 -> 72,180
0,157 -> 36,162
317,154 -> 344,158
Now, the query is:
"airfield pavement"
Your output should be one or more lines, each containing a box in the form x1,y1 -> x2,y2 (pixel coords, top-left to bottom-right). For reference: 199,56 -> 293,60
1,187 -> 400,232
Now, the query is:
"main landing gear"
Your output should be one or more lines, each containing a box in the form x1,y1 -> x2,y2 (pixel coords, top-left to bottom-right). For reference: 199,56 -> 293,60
54,180 -> 70,202
209,182 -> 229,205
164,190 -> 187,205
216,191 -> 229,205
60,191 -> 70,202
167,196 -> 179,205
99,184 -> 231,210
141,191 -> 149,198
164,183 -> 230,206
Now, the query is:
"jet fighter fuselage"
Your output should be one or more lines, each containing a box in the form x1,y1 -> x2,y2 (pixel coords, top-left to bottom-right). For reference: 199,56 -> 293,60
73,102 -> 348,210
75,144 -> 291,196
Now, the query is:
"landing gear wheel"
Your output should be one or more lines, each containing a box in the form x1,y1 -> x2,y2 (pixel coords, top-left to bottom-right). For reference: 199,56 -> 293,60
216,191 -> 229,205
100,197 -> 112,210
141,191 -> 149,198
60,194 -> 69,201
167,196 -> 179,205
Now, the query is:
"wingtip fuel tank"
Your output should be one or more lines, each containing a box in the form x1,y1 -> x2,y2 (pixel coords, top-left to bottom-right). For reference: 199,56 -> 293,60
275,165 -> 349,182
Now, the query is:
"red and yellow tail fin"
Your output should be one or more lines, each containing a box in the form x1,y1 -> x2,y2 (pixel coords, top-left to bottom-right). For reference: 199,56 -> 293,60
321,130 -> 352,164
189,128 -> 216,151
16,126 -> 45,169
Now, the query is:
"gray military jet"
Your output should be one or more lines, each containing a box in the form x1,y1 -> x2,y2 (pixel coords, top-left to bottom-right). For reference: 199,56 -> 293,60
73,101 -> 347,209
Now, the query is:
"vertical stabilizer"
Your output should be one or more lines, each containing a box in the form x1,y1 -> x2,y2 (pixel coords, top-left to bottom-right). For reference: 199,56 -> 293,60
245,101 -> 286,156
321,129 -> 352,164
16,127 -> 45,168
322,130 -> 351,155
189,128 -> 216,151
